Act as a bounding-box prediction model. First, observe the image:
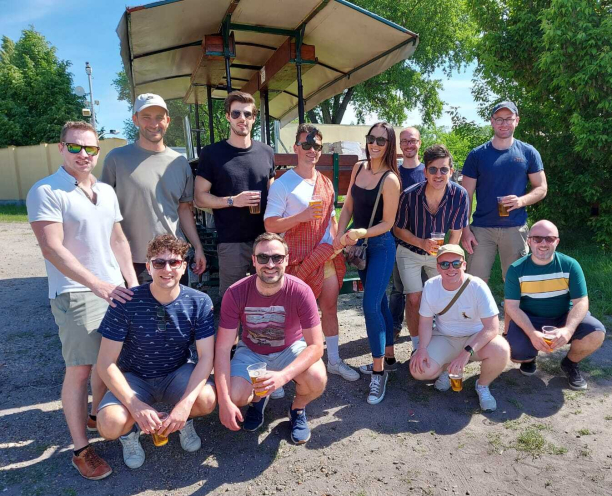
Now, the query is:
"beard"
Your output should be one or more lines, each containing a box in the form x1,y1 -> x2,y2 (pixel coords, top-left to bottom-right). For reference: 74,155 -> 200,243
257,266 -> 284,285
140,127 -> 166,143
230,122 -> 250,137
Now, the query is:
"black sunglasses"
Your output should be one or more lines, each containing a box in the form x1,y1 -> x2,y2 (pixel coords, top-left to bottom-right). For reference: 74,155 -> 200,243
255,254 -> 286,265
437,260 -> 463,270
150,258 -> 184,270
365,135 -> 389,146
427,166 -> 451,175
230,110 -> 254,119
528,236 -> 558,244
62,142 -> 100,156
295,141 -> 323,152
156,306 -> 166,333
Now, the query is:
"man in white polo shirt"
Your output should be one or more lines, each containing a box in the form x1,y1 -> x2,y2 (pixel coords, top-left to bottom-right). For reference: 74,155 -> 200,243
27,121 -> 138,480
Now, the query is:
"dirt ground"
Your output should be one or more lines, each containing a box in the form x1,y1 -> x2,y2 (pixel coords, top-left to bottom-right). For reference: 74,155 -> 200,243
1,221 -> 612,496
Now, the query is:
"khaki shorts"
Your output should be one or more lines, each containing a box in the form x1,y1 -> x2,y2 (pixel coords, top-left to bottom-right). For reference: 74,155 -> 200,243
467,225 -> 529,281
50,291 -> 108,367
426,332 -> 482,367
396,245 -> 438,294
218,241 -> 255,296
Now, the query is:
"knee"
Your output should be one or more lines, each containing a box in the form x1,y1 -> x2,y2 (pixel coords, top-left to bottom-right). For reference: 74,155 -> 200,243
319,298 -> 337,315
406,293 -> 421,308
229,383 -> 252,407
193,386 -> 216,416
66,365 -> 93,384
97,407 -> 130,440
575,330 -> 606,350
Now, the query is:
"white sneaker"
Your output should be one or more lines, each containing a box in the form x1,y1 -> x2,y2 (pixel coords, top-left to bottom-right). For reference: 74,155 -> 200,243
119,426 -> 145,469
179,419 -> 202,452
434,371 -> 451,391
366,372 -> 388,405
475,381 -> 497,412
327,359 -> 360,381
271,386 -> 285,399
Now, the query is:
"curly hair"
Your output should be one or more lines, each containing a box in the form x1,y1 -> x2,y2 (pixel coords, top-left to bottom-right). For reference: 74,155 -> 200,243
146,234 -> 190,260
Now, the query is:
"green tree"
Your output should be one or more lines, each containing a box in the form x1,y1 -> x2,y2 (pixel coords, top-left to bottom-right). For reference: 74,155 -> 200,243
468,0 -> 612,245
307,0 -> 478,126
0,27 -> 85,147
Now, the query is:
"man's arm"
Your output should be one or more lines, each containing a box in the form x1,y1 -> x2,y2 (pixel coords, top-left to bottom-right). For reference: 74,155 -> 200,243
31,221 -> 132,306
550,296 -> 589,349
505,171 -> 548,211
96,337 -> 162,433
214,325 -> 243,431
110,223 -> 138,288
194,176 -> 259,210
460,176 -> 478,254
504,299 -> 551,353
160,335 -> 214,435
447,315 -> 500,375
447,228 -> 462,245
177,202 -> 206,275
410,315 -> 434,375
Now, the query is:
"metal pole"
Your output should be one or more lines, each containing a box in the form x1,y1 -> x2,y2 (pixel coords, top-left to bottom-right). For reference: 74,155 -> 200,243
223,16 -> 233,93
225,57 -> 233,93
296,64 -> 305,124
206,85 -> 215,144
263,90 -> 272,145
85,62 -> 97,132
259,90 -> 267,144
184,115 -> 194,160
194,98 -> 201,155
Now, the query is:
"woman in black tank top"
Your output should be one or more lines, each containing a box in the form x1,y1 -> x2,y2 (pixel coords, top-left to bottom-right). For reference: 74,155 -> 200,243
333,122 -> 401,405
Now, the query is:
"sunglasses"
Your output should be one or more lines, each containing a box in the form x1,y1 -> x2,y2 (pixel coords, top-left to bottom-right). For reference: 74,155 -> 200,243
230,110 -> 254,120
438,260 -> 463,270
365,135 -> 389,146
62,142 -> 100,156
528,235 -> 558,244
150,258 -> 184,270
295,141 -> 323,152
427,166 -> 451,175
255,253 -> 286,265
156,306 -> 166,333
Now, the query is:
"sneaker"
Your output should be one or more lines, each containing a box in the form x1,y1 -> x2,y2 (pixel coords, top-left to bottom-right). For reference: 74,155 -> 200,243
327,359 -> 360,381
243,395 -> 270,432
475,381 -> 497,412
366,372 -> 388,405
434,371 -> 451,391
394,327 -> 402,341
360,359 -> 398,375
179,419 -> 201,452
270,386 -> 285,399
520,360 -> 537,376
86,415 -> 97,432
119,426 -> 145,469
561,358 -> 588,390
72,446 -> 112,480
289,408 -> 311,444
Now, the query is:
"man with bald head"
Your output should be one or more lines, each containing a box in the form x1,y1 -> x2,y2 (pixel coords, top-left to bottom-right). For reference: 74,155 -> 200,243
504,220 -> 606,390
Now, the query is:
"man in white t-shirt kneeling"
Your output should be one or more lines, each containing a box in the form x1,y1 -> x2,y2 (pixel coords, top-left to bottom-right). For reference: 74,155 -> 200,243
409,244 -> 509,412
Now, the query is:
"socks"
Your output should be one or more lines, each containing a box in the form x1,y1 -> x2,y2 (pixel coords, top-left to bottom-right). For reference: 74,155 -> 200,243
74,444 -> 89,456
384,357 -> 396,366
562,355 -> 577,366
411,336 -> 420,350
88,414 -> 96,421
326,335 -> 340,364
121,424 -> 138,438
372,370 -> 384,376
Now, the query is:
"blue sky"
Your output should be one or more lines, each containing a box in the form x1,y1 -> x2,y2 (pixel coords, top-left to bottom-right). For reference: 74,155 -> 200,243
1,0 -> 485,139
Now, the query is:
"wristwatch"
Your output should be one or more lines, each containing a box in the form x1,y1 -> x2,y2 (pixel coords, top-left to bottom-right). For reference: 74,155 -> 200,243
227,196 -> 234,207
464,345 -> 474,356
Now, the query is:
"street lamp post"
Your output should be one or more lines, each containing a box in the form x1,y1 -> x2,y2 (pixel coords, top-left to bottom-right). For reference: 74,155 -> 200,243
85,62 -> 97,132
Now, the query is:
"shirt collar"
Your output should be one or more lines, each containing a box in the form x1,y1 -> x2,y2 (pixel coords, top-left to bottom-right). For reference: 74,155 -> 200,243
58,166 -> 98,188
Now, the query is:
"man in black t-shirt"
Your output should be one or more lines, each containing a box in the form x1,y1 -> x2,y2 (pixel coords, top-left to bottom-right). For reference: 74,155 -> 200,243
195,91 -> 275,297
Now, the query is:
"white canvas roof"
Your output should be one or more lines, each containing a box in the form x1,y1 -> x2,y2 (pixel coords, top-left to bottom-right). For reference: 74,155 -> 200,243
118,0 -> 418,126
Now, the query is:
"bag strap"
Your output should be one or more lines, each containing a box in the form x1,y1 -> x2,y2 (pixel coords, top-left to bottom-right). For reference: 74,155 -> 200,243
438,275 -> 472,316
363,171 -> 391,248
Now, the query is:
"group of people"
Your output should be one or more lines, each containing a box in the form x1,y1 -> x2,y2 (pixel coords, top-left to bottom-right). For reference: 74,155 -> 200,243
26,91 -> 606,481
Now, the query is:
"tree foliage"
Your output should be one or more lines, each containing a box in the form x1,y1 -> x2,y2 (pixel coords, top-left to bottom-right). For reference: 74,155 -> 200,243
468,0 -> 612,245
0,27 -> 85,147
307,0 -> 478,125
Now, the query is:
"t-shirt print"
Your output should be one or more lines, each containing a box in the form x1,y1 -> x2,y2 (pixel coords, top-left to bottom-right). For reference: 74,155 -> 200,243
244,305 -> 286,347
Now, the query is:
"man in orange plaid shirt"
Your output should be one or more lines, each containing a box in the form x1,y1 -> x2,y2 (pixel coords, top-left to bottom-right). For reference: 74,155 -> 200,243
265,124 -> 359,382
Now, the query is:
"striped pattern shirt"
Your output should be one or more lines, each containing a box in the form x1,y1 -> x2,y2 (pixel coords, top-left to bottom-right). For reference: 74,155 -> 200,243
395,180 -> 469,255
99,284 -> 214,378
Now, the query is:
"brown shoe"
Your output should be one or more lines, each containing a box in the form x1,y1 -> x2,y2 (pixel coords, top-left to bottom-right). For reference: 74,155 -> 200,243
72,446 -> 112,480
86,415 -> 97,432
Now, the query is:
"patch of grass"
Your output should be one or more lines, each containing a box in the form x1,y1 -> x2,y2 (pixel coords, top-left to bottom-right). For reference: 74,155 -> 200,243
0,204 -> 28,222
577,428 -> 592,436
604,415 -> 612,421
508,398 -> 523,409
538,357 -> 562,375
487,432 -> 505,455
563,390 -> 585,402
513,428 -> 567,459
578,359 -> 612,381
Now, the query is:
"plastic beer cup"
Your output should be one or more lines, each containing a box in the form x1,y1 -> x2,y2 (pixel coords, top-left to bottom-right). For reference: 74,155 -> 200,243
497,196 -> 510,217
309,195 -> 323,219
542,325 -> 556,347
247,191 -> 262,214
449,372 -> 463,392
430,232 -> 445,256
247,362 -> 267,397
152,412 -> 169,447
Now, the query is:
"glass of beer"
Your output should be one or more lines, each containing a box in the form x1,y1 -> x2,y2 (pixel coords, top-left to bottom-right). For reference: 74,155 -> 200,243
497,196 -> 510,217
152,412 -> 169,447
449,372 -> 463,392
309,195 -> 323,219
542,325 -> 556,347
247,362 -> 267,397
429,232 -> 445,256
247,191 -> 262,214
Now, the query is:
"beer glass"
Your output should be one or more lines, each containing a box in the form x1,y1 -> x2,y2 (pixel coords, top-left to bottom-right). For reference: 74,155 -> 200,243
247,191 -> 262,214
497,196 -> 510,217
247,362 -> 267,397
449,372 -> 463,392
309,195 -> 323,219
542,325 -> 557,347
429,232 -> 445,256
152,412 -> 169,447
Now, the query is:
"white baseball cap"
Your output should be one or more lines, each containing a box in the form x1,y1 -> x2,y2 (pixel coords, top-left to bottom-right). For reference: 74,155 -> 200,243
134,93 -> 168,114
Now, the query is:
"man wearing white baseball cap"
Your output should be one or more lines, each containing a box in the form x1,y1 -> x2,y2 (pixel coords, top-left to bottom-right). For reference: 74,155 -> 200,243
102,93 -> 206,284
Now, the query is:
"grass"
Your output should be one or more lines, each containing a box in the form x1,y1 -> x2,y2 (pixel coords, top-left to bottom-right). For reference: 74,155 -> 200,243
0,203 -> 28,222
577,428 -> 592,436
514,428 -> 567,458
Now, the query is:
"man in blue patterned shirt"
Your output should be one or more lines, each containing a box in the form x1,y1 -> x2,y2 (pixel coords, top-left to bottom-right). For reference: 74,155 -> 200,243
96,235 -> 216,469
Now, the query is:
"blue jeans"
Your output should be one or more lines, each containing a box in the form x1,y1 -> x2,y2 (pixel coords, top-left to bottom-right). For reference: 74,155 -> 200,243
358,231 -> 395,358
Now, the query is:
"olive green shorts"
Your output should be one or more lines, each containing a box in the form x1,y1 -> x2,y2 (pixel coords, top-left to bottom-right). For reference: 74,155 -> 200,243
50,291 -> 108,367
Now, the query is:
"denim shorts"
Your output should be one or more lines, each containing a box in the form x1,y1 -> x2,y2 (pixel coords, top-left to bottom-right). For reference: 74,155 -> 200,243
230,339 -> 307,382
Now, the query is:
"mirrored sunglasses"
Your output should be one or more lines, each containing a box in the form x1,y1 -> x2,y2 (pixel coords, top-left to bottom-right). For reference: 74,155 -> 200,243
437,260 -> 463,270
62,142 -> 100,156
427,166 -> 451,175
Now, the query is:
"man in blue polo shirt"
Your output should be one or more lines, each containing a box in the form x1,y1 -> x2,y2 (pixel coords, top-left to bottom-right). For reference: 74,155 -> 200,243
96,235 -> 216,469
461,101 -> 547,284
393,144 -> 470,355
